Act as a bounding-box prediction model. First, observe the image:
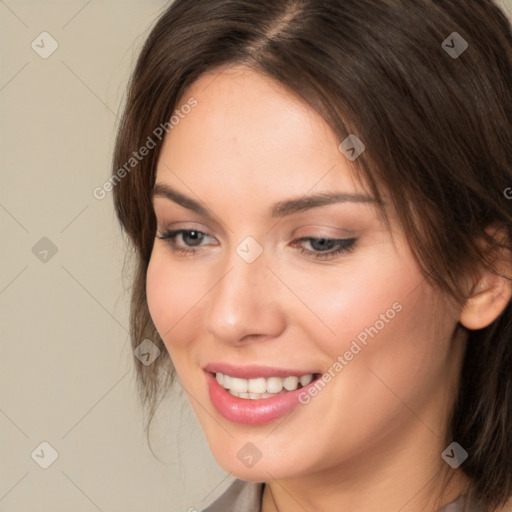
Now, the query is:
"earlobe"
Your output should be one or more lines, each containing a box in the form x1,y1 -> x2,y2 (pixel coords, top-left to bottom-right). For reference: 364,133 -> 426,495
459,225 -> 512,331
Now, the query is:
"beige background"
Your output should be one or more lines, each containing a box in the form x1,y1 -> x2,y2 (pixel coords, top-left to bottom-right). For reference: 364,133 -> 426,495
1,1 -> 511,511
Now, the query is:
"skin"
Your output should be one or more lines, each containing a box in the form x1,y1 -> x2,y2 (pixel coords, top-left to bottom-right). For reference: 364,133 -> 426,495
146,65 -> 512,512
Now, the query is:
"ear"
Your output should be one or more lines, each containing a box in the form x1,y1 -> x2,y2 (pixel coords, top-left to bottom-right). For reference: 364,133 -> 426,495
459,224 -> 512,330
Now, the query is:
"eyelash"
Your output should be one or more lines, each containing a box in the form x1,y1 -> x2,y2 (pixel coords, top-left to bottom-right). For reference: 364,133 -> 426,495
155,229 -> 357,261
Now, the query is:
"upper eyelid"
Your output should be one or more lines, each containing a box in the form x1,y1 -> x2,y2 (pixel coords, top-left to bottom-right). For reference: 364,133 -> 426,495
155,220 -> 356,236
157,228 -> 354,244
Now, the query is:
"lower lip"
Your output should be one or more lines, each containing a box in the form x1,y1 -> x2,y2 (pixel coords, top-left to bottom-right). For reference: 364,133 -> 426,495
206,372 -> 319,425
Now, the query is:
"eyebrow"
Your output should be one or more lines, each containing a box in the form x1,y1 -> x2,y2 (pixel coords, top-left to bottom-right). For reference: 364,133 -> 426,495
153,183 -> 376,218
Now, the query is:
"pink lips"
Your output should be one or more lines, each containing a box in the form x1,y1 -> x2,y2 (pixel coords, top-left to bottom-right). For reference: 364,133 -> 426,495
204,363 -> 320,425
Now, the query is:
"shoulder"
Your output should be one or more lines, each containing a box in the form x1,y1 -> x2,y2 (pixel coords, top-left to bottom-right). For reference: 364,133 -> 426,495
438,495 -> 492,512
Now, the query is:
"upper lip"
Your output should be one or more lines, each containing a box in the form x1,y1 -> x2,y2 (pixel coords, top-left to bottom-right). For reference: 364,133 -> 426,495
204,362 -> 320,379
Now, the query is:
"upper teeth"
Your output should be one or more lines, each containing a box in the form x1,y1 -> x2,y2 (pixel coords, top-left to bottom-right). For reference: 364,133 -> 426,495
215,372 -> 314,394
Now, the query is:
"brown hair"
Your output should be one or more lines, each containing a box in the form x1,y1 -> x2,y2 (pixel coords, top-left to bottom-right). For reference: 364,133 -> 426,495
112,0 -> 512,508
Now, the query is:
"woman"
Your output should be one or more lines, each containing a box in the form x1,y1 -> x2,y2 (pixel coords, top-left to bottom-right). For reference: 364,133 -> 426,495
112,1 -> 512,510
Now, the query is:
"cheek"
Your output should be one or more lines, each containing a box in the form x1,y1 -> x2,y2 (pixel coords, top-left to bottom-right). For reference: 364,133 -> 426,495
280,240 -> 423,358
146,252 -> 200,355
298,242 -> 451,410
146,255 -> 171,335
319,273 -> 455,441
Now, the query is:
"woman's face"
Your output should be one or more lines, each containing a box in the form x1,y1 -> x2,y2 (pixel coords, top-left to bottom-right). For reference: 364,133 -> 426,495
146,65 -> 466,482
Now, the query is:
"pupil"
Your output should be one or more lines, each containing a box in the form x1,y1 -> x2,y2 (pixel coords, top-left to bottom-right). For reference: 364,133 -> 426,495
185,231 -> 203,246
311,238 -> 335,251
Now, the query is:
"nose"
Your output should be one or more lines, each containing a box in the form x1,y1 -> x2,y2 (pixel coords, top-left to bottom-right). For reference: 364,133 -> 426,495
204,244 -> 286,345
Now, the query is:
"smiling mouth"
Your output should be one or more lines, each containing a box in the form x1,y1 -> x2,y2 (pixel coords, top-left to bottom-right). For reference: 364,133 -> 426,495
214,372 -> 321,399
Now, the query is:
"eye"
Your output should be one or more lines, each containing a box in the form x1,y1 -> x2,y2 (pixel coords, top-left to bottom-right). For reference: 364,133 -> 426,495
155,229 -> 215,255
291,237 -> 357,261
155,229 -> 357,261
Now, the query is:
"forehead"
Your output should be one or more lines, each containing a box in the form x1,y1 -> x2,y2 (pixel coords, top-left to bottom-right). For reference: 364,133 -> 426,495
158,65 -> 368,196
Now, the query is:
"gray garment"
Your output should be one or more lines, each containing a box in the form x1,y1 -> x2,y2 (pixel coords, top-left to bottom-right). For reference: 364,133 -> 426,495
200,479 -> 483,512
201,480 -> 263,512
